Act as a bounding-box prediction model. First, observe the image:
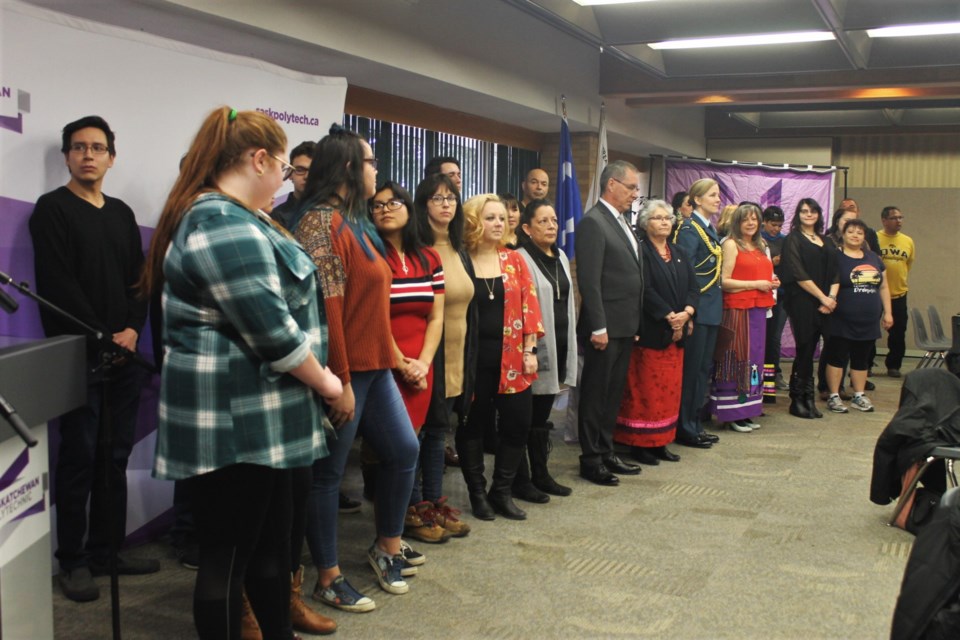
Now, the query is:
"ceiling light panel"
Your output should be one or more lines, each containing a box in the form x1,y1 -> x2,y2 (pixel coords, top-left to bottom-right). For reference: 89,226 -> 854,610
867,22 -> 960,38
649,31 -> 835,50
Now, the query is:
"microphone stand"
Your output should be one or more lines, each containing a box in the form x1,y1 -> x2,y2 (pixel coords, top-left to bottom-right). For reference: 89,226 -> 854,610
0,271 -> 155,640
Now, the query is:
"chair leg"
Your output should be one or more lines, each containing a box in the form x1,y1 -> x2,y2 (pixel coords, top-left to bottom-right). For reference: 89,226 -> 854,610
889,457 -> 935,527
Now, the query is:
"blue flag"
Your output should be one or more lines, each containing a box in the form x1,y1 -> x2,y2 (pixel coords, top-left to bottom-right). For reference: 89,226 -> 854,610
556,116 -> 583,258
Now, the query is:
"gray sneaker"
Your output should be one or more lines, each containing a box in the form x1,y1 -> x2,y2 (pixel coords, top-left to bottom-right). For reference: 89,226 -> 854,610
851,395 -> 875,412
827,395 -> 849,413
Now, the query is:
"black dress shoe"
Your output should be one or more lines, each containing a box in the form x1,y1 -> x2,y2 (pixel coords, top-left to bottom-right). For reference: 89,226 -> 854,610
579,463 -> 619,486
675,434 -> 713,449
631,447 -> 660,466
603,455 -> 642,475
701,432 -> 720,443
653,446 -> 681,462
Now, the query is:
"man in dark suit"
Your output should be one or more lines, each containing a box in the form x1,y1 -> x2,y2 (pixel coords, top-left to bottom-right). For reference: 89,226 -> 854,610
673,179 -> 723,449
575,160 -> 645,485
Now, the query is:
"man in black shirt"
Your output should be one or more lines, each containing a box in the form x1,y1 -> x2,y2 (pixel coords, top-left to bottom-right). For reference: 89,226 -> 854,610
29,115 -> 157,603
270,139 -> 314,230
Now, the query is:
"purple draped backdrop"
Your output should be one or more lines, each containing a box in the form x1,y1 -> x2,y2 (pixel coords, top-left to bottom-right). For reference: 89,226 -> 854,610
664,160 -> 837,358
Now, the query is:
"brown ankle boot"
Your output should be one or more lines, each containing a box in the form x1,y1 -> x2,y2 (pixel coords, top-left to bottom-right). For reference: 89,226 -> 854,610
290,565 -> 337,635
432,497 -> 471,537
240,591 -> 262,640
405,501 -> 452,544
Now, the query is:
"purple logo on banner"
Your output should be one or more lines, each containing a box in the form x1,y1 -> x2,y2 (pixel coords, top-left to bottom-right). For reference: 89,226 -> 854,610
664,160 -> 835,234
0,86 -> 27,134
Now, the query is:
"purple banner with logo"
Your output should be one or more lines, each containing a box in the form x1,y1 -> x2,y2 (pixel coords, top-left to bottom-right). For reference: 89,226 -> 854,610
664,160 -> 836,233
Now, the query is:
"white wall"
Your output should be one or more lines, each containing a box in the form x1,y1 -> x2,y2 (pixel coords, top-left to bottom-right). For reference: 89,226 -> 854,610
111,0 -> 707,157
707,137 -> 833,167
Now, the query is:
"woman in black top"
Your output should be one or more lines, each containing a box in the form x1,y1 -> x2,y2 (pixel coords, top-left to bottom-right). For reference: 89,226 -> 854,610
515,199 -> 578,497
779,198 -> 838,419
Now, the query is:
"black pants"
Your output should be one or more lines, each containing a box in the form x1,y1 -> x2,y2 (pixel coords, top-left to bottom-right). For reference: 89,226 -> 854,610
460,366 -> 532,447
578,336 -> 633,466
193,464 -> 296,640
886,294 -> 909,370
531,394 -> 556,432
765,301 -> 788,374
54,360 -> 142,570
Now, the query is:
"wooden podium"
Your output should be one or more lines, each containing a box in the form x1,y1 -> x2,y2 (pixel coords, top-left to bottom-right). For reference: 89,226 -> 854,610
0,335 -> 85,640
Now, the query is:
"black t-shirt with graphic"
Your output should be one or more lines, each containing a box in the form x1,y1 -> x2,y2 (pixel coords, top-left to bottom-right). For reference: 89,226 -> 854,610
833,250 -> 885,341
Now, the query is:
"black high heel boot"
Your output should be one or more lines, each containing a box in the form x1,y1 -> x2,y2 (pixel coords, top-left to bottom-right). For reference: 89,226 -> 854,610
788,372 -> 813,419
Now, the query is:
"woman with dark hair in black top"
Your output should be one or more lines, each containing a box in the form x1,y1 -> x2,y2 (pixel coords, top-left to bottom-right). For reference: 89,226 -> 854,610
779,198 -> 838,419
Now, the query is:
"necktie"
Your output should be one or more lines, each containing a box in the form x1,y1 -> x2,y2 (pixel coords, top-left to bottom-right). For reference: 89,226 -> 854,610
618,214 -> 638,257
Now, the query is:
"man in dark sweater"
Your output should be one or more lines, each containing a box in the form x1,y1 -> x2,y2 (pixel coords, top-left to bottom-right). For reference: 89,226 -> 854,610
270,139 -> 314,230
761,206 -> 789,393
29,115 -> 157,603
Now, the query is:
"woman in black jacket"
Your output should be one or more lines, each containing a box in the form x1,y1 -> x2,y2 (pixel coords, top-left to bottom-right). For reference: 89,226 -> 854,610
779,198 -> 838,419
616,199 -> 698,465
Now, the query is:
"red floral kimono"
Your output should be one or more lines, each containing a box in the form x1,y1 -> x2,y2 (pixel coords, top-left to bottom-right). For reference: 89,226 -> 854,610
496,249 -> 544,394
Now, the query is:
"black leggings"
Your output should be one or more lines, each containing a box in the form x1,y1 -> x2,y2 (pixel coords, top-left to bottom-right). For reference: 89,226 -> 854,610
192,464 -> 295,640
825,336 -> 873,371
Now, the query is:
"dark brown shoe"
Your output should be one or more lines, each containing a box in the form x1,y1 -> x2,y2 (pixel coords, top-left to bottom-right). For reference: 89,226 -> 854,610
444,445 -> 460,467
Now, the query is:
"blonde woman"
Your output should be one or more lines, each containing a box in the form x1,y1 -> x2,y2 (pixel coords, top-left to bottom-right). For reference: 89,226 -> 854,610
458,194 -> 543,520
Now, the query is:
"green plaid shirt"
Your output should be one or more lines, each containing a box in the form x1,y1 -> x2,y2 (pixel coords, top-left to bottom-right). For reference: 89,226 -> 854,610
154,193 -> 329,480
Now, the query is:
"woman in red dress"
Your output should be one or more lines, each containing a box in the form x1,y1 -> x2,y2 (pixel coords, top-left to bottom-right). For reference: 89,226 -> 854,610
616,200 -> 698,465
370,181 -> 460,543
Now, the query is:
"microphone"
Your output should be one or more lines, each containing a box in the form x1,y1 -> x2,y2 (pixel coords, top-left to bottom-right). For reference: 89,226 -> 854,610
0,287 -> 18,314
0,392 -> 37,448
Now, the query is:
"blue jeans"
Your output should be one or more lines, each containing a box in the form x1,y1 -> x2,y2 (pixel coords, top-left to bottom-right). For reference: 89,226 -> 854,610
305,369 -> 419,570
410,425 -> 447,504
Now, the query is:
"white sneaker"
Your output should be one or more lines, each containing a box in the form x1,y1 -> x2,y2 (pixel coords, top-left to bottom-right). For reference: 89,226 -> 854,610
728,421 -> 753,433
850,395 -> 874,412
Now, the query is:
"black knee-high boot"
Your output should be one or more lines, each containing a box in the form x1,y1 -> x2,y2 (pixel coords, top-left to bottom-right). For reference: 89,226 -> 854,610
512,446 -> 550,503
529,428 -> 572,497
456,439 -> 494,520
788,372 -> 813,419
805,377 -> 823,419
487,444 -> 527,520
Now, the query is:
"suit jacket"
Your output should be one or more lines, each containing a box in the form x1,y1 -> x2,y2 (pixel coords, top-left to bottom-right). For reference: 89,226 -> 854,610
673,213 -> 722,326
575,200 -> 644,339
870,368 -> 960,505
638,238 -> 699,350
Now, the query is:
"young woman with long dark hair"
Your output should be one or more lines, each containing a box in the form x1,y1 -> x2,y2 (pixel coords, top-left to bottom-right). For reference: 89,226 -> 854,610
294,125 -> 420,611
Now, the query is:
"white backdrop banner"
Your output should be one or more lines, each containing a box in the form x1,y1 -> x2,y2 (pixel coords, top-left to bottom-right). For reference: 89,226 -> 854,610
0,1 -> 347,548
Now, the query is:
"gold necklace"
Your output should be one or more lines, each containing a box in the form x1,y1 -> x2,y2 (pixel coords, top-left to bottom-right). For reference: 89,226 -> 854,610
398,249 -> 409,274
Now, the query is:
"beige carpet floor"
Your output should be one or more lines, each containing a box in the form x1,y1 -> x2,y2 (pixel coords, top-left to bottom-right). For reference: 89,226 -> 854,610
53,365 -> 919,639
